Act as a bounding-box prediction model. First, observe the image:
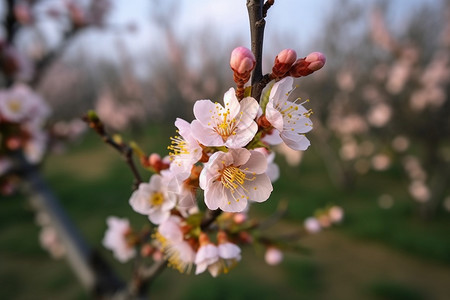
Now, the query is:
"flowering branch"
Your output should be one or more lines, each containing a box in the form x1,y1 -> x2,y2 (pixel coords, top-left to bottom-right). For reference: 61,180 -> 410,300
83,111 -> 143,189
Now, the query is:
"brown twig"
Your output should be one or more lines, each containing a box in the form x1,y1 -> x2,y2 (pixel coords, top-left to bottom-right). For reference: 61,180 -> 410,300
200,209 -> 222,231
83,112 -> 143,190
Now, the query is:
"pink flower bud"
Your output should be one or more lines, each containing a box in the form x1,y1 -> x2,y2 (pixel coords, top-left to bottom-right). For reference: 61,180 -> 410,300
305,52 -> 326,71
148,153 -> 161,166
265,247 -> 283,266
233,213 -> 247,224
230,47 -> 256,76
272,49 -> 297,78
289,52 -> 326,77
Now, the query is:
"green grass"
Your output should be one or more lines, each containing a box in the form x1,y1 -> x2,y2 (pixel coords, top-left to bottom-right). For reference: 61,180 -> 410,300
1,123 -> 450,299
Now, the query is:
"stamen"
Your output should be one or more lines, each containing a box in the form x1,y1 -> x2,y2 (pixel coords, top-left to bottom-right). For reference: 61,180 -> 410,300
150,192 -> 164,206
168,136 -> 190,159
219,165 -> 255,202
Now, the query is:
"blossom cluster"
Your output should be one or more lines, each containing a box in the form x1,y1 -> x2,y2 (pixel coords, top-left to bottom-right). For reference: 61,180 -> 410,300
0,83 -> 50,194
102,46 -> 326,276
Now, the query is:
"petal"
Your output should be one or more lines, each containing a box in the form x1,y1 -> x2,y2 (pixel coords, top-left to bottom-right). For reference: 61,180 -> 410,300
148,209 -> 170,225
220,189 -> 248,212
245,174 -> 273,203
265,103 -> 284,132
237,97 -> 259,126
199,152 -> 224,189
204,181 -> 225,210
191,120 -> 224,147
193,99 -> 217,126
262,129 -> 283,145
129,189 -> 151,215
229,148 -> 251,166
218,243 -> 241,259
225,122 -> 257,148
195,262 -> 208,275
269,77 -> 293,105
149,174 -> 162,190
174,118 -> 191,138
281,132 -> 311,151
223,88 -> 240,118
241,150 -> 268,174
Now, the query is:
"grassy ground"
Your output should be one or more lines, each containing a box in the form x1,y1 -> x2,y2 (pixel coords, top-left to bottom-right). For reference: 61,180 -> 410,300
1,124 -> 449,299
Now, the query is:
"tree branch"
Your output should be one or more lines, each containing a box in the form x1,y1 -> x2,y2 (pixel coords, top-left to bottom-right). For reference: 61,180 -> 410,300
15,154 -> 125,298
247,0 -> 273,101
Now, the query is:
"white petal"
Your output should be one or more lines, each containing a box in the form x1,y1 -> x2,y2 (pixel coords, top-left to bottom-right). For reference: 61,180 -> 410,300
223,88 -> 240,118
191,120 -> 224,147
237,97 -> 259,127
218,243 -> 241,259
174,118 -> 191,138
220,189 -> 248,212
269,77 -> 293,105
245,174 -> 273,203
282,132 -> 311,151
193,100 -> 217,126
226,122 -> 257,148
229,148 -> 251,167
204,181 -> 225,210
241,150 -> 268,174
148,209 -> 170,225
265,103 -> 284,132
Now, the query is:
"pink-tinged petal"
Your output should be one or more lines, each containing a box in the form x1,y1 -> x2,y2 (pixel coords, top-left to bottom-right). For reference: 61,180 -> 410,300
267,161 -> 280,182
241,150 -> 267,174
269,77 -> 293,105
195,262 -> 208,275
193,100 -> 217,126
177,191 -> 197,209
208,262 -> 221,277
220,189 -> 248,212
149,174 -> 162,190
223,88 -> 240,118
191,120 -> 224,146
265,103 -> 284,132
148,210 -> 170,225
288,117 -> 313,134
159,217 -> 183,241
175,118 -> 191,138
282,132 -> 311,150
245,174 -> 273,202
262,129 -> 283,145
225,122 -> 257,148
237,97 -> 259,126
218,243 -> 241,259
200,152 -> 224,189
204,181 -> 225,210
229,148 -> 251,166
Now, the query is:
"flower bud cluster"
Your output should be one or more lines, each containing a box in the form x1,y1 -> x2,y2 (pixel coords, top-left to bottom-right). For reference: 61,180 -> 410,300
270,50 -> 326,80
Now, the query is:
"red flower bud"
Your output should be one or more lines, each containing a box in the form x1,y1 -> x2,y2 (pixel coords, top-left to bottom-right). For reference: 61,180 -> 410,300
271,49 -> 297,78
289,52 -> 326,78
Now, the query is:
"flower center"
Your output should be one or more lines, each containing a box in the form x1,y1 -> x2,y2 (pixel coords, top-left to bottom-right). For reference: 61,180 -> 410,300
219,165 -> 255,203
215,110 -> 237,140
150,192 -> 164,206
8,99 -> 22,113
154,231 -> 193,274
